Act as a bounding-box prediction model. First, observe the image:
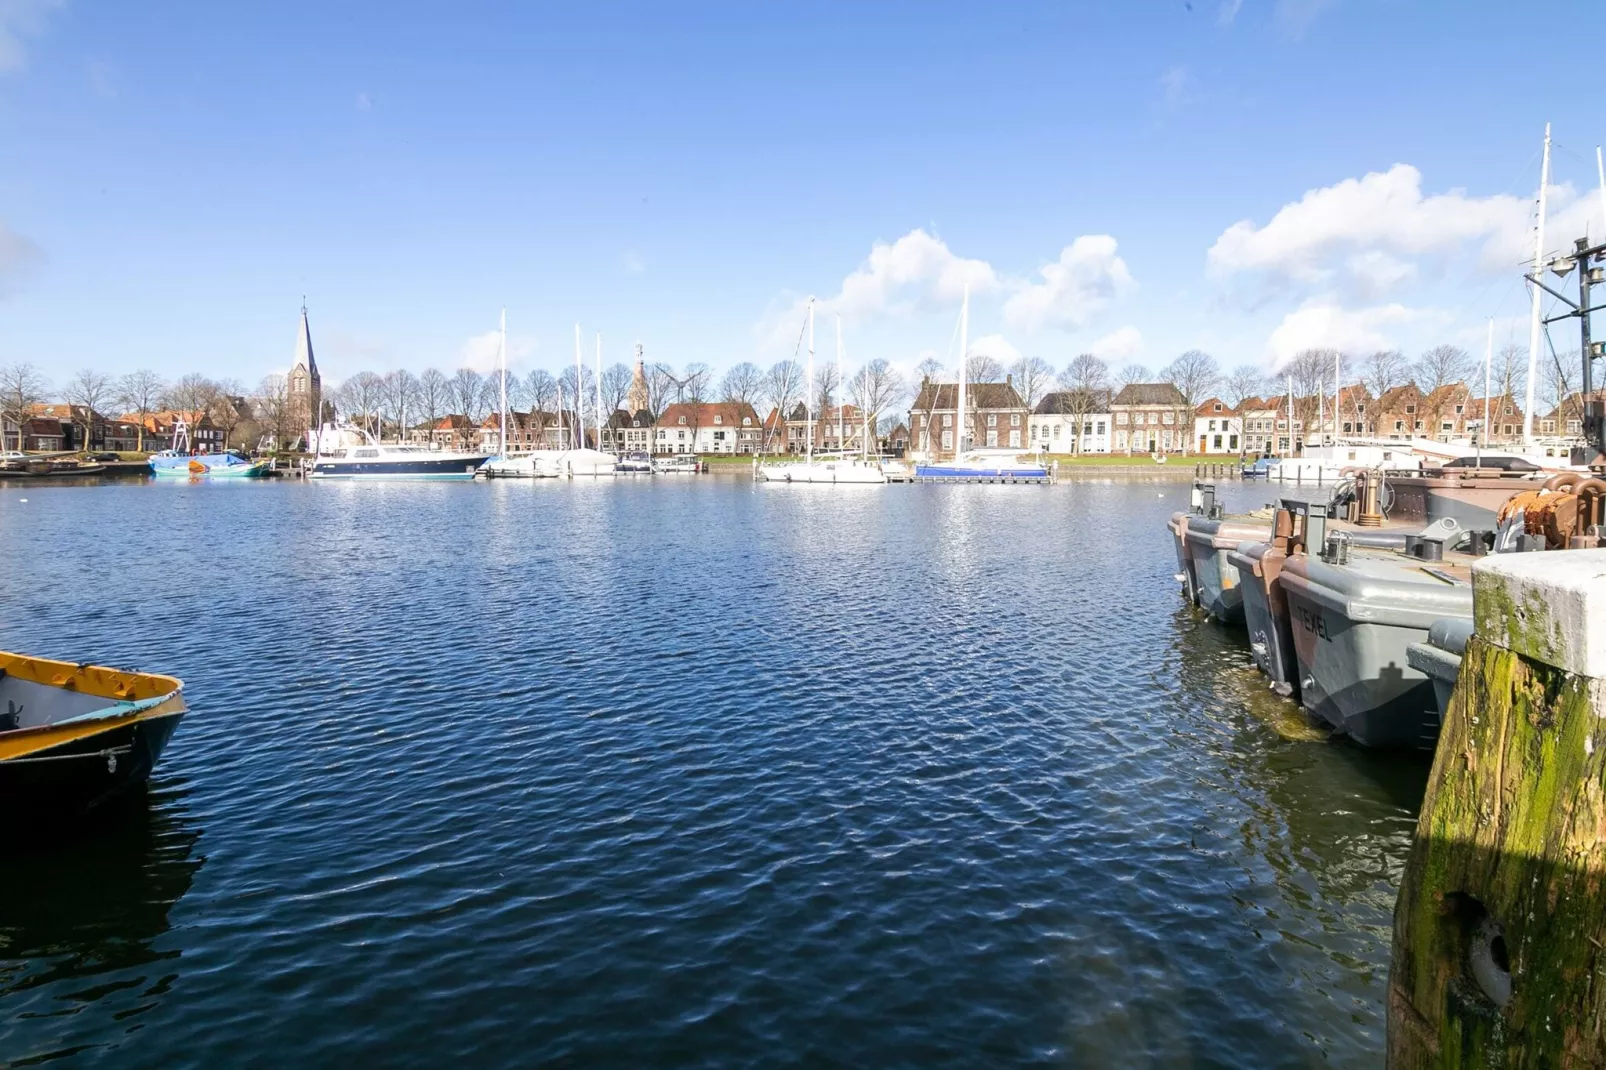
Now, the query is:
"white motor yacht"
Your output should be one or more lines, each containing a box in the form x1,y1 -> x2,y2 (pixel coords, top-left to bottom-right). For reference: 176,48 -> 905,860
309,424 -> 491,480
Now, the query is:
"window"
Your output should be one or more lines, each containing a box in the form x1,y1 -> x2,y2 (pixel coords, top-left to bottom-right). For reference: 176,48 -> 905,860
1115,430 -> 1127,449
714,414 -> 723,425
678,416 -> 687,425
1011,414 -> 1021,426
1405,404 -> 1416,414
1162,411 -> 1173,425
1229,434 -> 1239,449
986,414 -> 997,427
1053,424 -> 1061,439
1009,430 -> 1020,447
1207,419 -> 1216,432
1569,419 -> 1582,434
742,417 -> 751,426
1394,420 -> 1404,431
941,430 -> 953,448
942,414 -> 952,427
1440,422 -> 1452,433
1096,421 -> 1105,435
1161,430 -> 1172,449
1454,405 -> 1464,414
1212,434 -> 1222,449
1116,412 -> 1128,426
986,429 -> 998,446
1414,420 -> 1423,430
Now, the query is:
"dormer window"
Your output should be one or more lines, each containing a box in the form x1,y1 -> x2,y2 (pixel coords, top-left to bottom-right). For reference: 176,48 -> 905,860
1405,404 -> 1416,414
678,416 -> 687,425
714,415 -> 723,425
742,417 -> 751,426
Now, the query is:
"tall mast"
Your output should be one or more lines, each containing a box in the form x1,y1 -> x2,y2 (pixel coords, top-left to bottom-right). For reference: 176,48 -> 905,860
1598,145 -> 1606,238
573,322 -> 583,450
956,284 -> 969,455
1524,123 -> 1551,445
498,308 -> 508,457
595,331 -> 604,454
1333,350 -> 1341,441
836,314 -> 844,452
1317,375 -> 1324,448
1483,317 -> 1494,463
1286,374 -> 1294,456
805,297 -> 815,462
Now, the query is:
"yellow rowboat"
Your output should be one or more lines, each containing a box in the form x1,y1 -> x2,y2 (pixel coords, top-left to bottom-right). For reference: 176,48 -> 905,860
0,652 -> 187,815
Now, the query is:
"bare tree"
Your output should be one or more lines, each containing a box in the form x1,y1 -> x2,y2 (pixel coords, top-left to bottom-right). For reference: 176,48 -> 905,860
1113,363 -> 1152,391
719,362 -> 765,409
522,369 -> 559,445
209,378 -> 247,449
0,363 -> 50,452
847,358 -> 906,452
964,353 -> 1003,385
166,373 -> 219,432
645,363 -> 677,425
762,359 -> 804,453
65,369 -> 112,453
602,362 -> 633,415
418,368 -> 449,443
916,355 -> 944,382
812,363 -> 840,421
450,368 -> 488,449
339,371 -> 386,436
1009,355 -> 1056,413
1222,365 -> 1265,408
1160,349 -> 1221,412
1059,354 -> 1109,455
381,369 -> 419,443
255,373 -> 291,450
1495,343 -> 1525,404
1413,344 -> 1473,393
1280,349 -> 1332,448
116,369 -> 165,451
558,364 -> 596,445
1360,349 -> 1408,399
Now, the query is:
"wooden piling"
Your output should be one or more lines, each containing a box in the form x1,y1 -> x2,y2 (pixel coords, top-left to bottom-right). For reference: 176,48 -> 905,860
1389,549 -> 1606,1067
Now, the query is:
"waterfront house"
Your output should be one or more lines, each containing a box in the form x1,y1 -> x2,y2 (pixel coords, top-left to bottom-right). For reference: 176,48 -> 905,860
655,402 -> 763,454
601,409 -> 655,456
1109,383 -> 1189,454
1238,396 -> 1287,457
907,377 -> 1029,459
1463,395 -> 1524,445
1031,390 -> 1111,453
1191,398 -> 1242,455
121,410 -> 222,453
881,422 -> 910,456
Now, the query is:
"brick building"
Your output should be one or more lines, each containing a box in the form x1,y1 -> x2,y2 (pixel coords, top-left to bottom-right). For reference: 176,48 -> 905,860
908,378 -> 1029,458
1110,383 -> 1190,454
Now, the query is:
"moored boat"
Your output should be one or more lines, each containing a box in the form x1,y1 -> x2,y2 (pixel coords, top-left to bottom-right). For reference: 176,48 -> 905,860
0,651 -> 187,815
914,449 -> 1051,483
149,450 -> 269,478
757,454 -> 888,484
310,424 -> 491,479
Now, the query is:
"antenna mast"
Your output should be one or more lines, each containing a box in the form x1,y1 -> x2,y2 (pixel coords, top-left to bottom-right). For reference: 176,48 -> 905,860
1524,123 -> 1551,445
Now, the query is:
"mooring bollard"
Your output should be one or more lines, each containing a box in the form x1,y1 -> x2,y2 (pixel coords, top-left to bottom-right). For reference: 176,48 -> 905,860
1389,548 -> 1606,1067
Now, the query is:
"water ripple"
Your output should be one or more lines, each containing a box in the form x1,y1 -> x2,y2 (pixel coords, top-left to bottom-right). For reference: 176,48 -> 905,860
0,476 -> 1423,1067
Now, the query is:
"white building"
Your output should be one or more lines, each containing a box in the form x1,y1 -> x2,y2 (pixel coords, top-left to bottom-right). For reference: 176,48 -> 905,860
1029,392 -> 1112,454
1192,398 -> 1242,455
655,402 -> 764,454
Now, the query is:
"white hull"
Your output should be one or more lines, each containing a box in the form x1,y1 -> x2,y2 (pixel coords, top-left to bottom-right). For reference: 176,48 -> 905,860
481,452 -> 563,478
758,458 -> 887,484
558,449 -> 618,476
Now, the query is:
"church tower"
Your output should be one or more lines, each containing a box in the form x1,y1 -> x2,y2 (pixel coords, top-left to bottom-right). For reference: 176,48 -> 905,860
287,302 -> 322,448
626,343 -> 650,413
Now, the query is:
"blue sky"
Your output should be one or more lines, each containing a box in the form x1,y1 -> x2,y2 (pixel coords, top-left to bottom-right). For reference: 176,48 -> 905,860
2,0 -> 1604,390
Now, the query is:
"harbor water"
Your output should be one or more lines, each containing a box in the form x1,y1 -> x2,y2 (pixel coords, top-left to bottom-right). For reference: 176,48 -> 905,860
0,476 -> 1425,1067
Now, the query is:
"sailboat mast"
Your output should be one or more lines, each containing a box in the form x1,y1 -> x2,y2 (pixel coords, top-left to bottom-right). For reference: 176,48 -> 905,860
573,323 -> 584,450
498,308 -> 508,456
1333,350 -> 1341,441
1317,376 -> 1324,448
805,298 -> 815,462
956,284 -> 969,456
1524,123 -> 1551,445
595,332 -> 604,454
841,314 -> 854,453
1483,318 -> 1494,464
1286,375 -> 1294,455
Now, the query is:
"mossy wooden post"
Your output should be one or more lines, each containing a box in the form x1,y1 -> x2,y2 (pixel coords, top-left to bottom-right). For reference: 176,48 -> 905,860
1390,548 -> 1606,1067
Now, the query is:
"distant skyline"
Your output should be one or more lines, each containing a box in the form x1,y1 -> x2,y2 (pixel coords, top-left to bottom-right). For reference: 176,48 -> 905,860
3,1 -> 1605,389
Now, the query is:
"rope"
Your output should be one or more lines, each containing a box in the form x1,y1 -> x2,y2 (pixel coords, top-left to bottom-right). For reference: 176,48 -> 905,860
5,745 -> 132,765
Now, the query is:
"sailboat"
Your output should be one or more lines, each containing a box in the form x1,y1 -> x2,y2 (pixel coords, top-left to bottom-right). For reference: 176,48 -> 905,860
913,285 -> 1050,483
757,300 -> 888,484
482,311 -> 568,479
552,324 -> 618,476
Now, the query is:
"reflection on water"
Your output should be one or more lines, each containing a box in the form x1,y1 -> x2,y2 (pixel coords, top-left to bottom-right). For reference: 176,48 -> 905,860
0,784 -> 203,1064
0,477 -> 1425,1066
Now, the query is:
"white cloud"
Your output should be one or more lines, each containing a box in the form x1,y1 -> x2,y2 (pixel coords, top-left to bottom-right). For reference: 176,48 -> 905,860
1090,326 -> 1144,362
0,0 -> 62,73
456,329 -> 539,375
1265,300 -> 1441,366
1159,66 -> 1190,108
1002,235 -> 1133,331
0,219 -> 43,297
355,91 -> 373,111
1217,0 -> 1243,25
621,249 -> 645,275
824,228 -> 998,319
969,333 -> 1022,366
1208,164 -> 1530,292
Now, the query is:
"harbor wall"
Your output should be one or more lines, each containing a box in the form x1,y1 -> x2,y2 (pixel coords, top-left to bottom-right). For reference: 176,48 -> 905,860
1389,549 -> 1606,1067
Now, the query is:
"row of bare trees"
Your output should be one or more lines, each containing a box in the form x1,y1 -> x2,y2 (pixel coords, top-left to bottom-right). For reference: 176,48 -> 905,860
0,362 -> 255,452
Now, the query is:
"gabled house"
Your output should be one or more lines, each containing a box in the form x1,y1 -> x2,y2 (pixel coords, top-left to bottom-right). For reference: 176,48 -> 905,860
601,409 -> 655,456
908,377 -> 1029,459
655,402 -> 763,454
1192,398 -> 1241,455
1109,383 -> 1189,454
1031,390 -> 1111,453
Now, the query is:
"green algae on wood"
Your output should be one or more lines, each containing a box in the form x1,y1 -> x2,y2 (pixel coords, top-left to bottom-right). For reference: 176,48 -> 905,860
1389,635 -> 1606,1067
